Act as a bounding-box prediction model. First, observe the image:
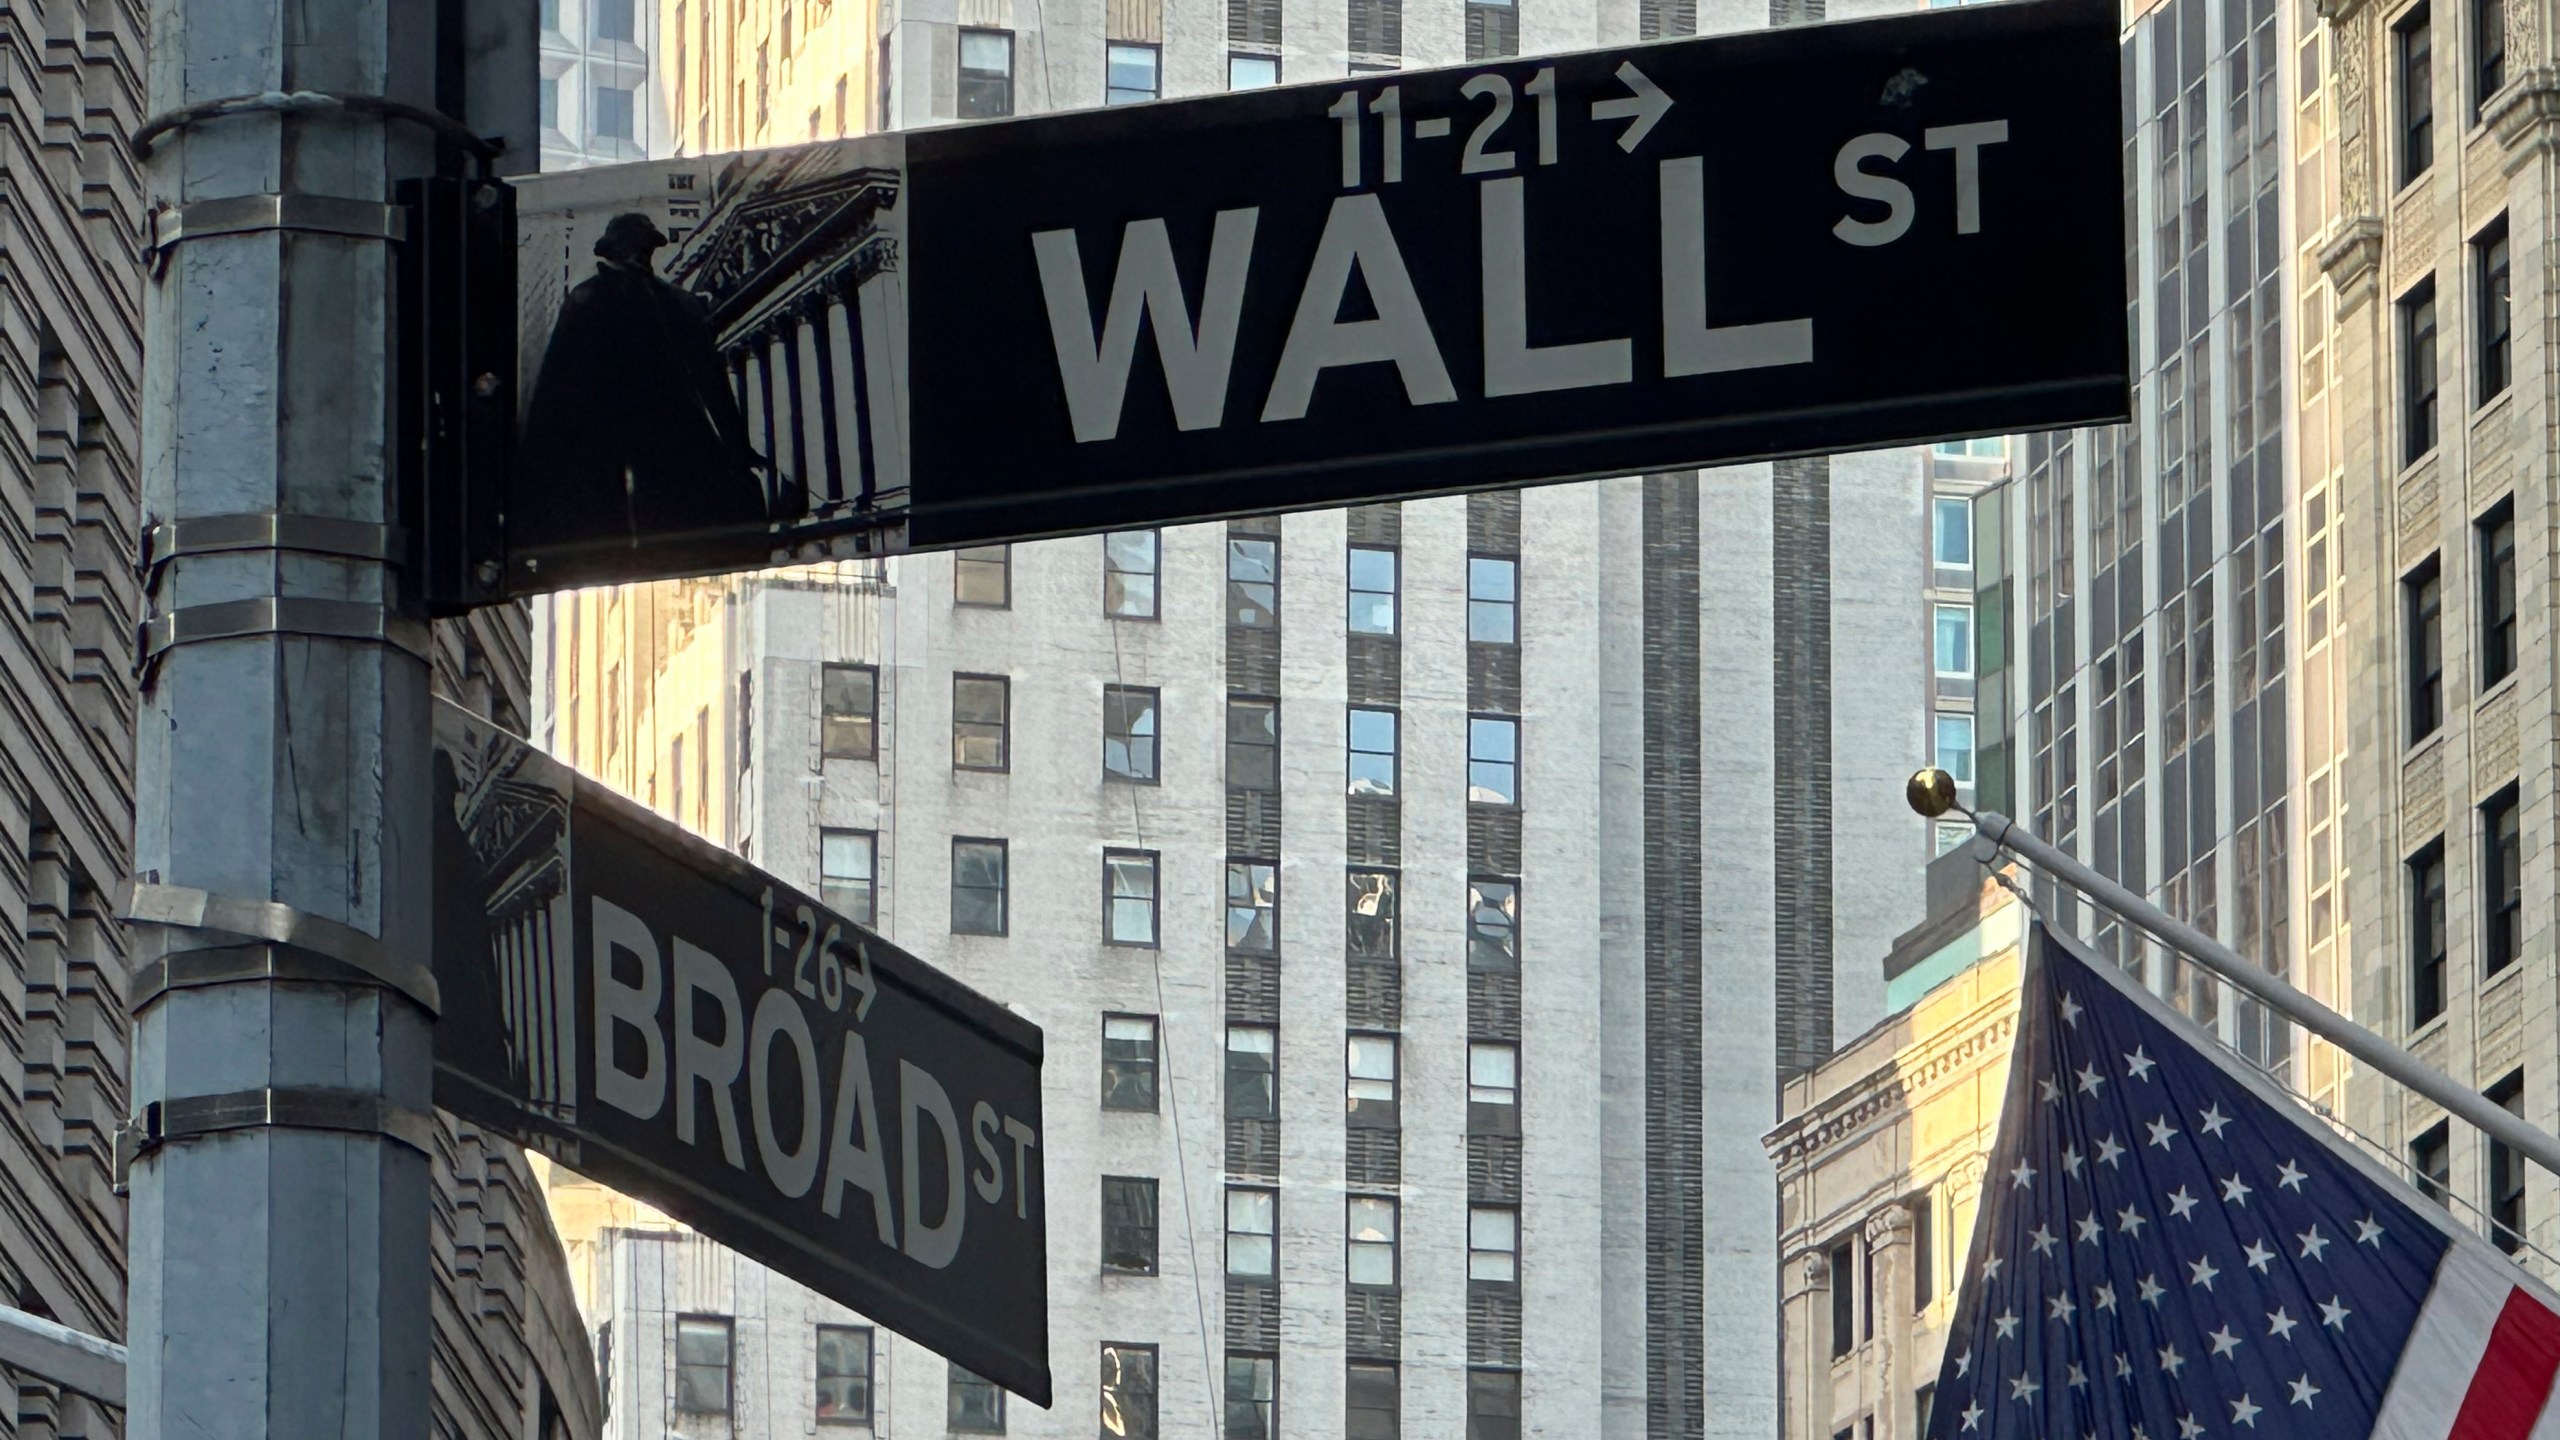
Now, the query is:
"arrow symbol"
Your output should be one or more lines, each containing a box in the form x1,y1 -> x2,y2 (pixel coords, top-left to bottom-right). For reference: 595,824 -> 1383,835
847,937 -> 878,1022
1591,61 -> 1672,152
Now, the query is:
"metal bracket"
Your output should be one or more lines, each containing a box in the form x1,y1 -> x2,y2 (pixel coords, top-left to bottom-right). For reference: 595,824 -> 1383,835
138,596 -> 431,674
121,1088 -> 438,1170
142,512 -> 394,570
148,194 -> 407,254
122,881 -> 440,1015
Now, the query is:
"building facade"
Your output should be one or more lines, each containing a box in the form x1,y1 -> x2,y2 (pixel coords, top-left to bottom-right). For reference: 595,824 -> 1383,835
544,0 -> 672,169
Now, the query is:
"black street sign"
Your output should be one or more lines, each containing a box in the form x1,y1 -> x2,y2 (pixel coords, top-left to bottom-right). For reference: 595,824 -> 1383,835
454,0 -> 2123,601
428,702 -> 1051,1405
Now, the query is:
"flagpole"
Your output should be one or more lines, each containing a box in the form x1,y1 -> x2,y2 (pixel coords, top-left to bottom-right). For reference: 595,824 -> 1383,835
1905,768 -> 2560,1185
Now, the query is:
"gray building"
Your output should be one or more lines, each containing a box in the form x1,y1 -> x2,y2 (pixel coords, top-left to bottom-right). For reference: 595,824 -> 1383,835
543,0 -> 669,169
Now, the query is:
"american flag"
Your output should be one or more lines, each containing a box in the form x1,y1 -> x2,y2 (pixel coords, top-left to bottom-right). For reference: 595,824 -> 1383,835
1929,924 -> 2560,1440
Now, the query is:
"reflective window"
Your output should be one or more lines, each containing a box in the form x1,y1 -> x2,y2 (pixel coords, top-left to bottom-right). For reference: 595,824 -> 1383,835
952,838 -> 1008,936
1101,1344 -> 1159,1439
953,674 -> 1009,771
1349,707 -> 1399,796
1467,556 -> 1518,644
1227,861 -> 1279,953
1226,1187 -> 1277,1278
1105,530 -> 1161,618
1102,1015 -> 1159,1111
1229,53 -> 1280,88
1226,1026 -> 1277,1119
955,543 -> 1011,605
1106,42 -> 1161,103
820,829 -> 876,926
1105,851 -> 1159,946
1347,1197 -> 1398,1285
1105,685 -> 1160,783
675,1316 -> 733,1415
1468,1207 -> 1519,1283
1468,716 -> 1518,805
1228,537 -> 1278,626
815,1325 -> 872,1424
1349,546 -> 1399,635
1347,1034 -> 1398,1128
1468,878 -> 1518,971
821,664 -> 877,759
1348,869 -> 1399,959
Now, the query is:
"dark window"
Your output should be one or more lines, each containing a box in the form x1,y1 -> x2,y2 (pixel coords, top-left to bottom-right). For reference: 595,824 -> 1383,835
1226,1187 -> 1277,1277
1225,1354 -> 1276,1440
2479,218 -> 2512,400
2401,6 -> 2434,182
1105,685 -> 1160,783
2490,1072 -> 2527,1252
1347,1363 -> 1399,1440
539,75 -> 561,127
1102,1014 -> 1159,1111
952,838 -> 1008,936
675,1315 -> 734,1414
1348,868 -> 1399,959
1228,698 -> 1280,791
950,1368 -> 1006,1433
540,0 -> 559,28
1468,878 -> 1519,971
1104,850 -> 1159,946
1464,0 -> 1518,59
1468,556 -> 1518,644
1226,1026 -> 1277,1118
1828,1240 -> 1855,1358
1347,1033 -> 1398,1128
1468,1205 -> 1519,1282
1347,1196 -> 1398,1285
1916,1384 -> 1937,1440
1469,716 -> 1520,806
1105,531 -> 1161,618
1101,1176 -> 1160,1274
2476,0 -> 2506,110
816,1325 -> 872,1423
1349,546 -> 1399,635
2413,1120 -> 2453,1206
596,84 -> 636,138
822,663 -> 878,759
958,29 -> 1014,118
2411,839 -> 2449,1025
1227,860 -> 1278,953
1468,1042 -> 1519,1135
2484,785 -> 2522,975
820,829 -> 877,926
1100,1344 -> 1158,1439
953,674 -> 1009,770
1228,537 -> 1279,627
2406,557 -> 2445,740
1348,707 -> 1399,796
1861,1227 -> 1876,1340
955,543 -> 1011,605
2404,277 -> 2439,462
1465,1370 -> 1522,1440
596,0 -> 635,41
737,670 -> 753,770
2480,498 -> 2518,686
1911,1194 -> 1934,1311
1106,41 -> 1161,103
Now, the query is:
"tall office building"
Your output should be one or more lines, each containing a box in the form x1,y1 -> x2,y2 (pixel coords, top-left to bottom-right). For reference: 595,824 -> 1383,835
1973,0 -> 2309,1087
543,0 -> 672,168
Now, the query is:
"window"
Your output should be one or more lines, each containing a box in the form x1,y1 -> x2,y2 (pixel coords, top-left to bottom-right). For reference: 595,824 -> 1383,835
816,1325 -> 873,1423
1228,537 -> 1278,626
1228,698 -> 1279,791
1468,1206 -> 1519,1282
1105,531 -> 1160,618
1227,861 -> 1278,953
959,28 -> 1014,117
2485,784 -> 2522,975
2404,278 -> 2440,462
1466,1370 -> 1522,1440
2407,557 -> 2445,741
1468,878 -> 1518,971
1347,1196 -> 1398,1285
1103,1015 -> 1159,1111
953,674 -> 1009,770
2478,218 -> 2512,400
539,75 -> 560,128
1916,1384 -> 1938,1440
1104,686 -> 1160,783
1348,869 -> 1398,959
1099,1348 -> 1160,1440
821,829 -> 877,926
596,84 -> 637,139
596,0 -> 635,40
950,1368 -> 1006,1433
1932,436 -> 2005,458
2401,5 -> 2434,182
1105,850 -> 1159,946
2480,498 -> 2517,686
1107,42 -> 1161,103
955,544 -> 1011,606
952,838 -> 1008,935
823,663 -> 878,759
1911,1193 -> 1934,1310
809,106 -> 822,139
2490,1072 -> 2527,1252
1934,713 -> 1975,786
675,1316 -> 734,1414
1347,1363 -> 1399,1440
1229,53 -> 1280,88
781,3 -> 795,58
2410,839 -> 2449,1025
835,74 -> 848,135
1347,1033 -> 1398,1128
1468,556 -> 1518,643
1348,546 -> 1398,635
1933,605 -> 1973,679
1468,1041 -> 1519,1134
1931,496 -> 1973,572
2477,0 -> 2506,110
1468,716 -> 1520,806
1935,821 -> 1971,856
1225,1355 -> 1276,1440
1226,1026 -> 1277,1118
1349,708 -> 1399,796
1226,1187 -> 1277,1278
539,0 -> 559,29
669,735 -> 684,826
1828,1240 -> 1855,1358
2413,1121 -> 2453,1206
1102,1176 -> 1159,1274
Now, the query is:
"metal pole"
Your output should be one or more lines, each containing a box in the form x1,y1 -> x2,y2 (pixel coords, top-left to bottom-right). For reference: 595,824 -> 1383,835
1974,809 -> 2560,1185
0,1305 -> 126,1407
129,0 -> 440,1433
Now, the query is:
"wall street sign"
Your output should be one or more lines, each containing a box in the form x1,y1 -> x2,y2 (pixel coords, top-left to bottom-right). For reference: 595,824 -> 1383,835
456,0 -> 2122,601
428,702 -> 1051,1405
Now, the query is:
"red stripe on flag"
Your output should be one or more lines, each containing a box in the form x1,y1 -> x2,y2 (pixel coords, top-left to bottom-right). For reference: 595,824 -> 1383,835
2450,1288 -> 2560,1440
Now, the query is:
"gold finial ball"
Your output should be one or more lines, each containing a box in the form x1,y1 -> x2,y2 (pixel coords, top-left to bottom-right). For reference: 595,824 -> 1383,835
1906,767 -> 1959,819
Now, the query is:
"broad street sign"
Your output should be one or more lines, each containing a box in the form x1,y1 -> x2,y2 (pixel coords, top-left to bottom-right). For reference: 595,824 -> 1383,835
428,702 -> 1051,1404
457,0 -> 2122,601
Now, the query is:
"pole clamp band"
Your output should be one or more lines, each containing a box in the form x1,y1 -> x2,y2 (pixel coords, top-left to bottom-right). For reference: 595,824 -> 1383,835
122,882 -> 440,1015
138,596 -> 430,682
147,194 -> 408,255
120,1087 -> 437,1175
142,512 -> 395,572
130,89 -> 502,162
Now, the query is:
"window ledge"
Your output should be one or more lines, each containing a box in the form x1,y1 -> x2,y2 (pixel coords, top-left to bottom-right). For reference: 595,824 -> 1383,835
2482,960 -> 2524,1000
2405,726 -> 2446,763
2406,1012 -> 2449,1047
2473,387 -> 2515,427
2476,673 -> 2519,711
2400,446 -> 2441,479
